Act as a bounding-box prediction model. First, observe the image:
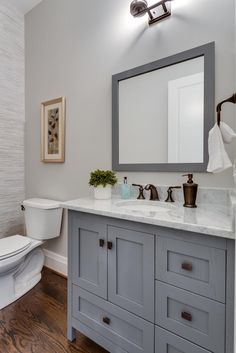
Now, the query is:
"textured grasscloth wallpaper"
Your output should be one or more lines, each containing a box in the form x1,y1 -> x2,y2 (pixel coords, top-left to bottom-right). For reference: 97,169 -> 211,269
0,3 -> 24,237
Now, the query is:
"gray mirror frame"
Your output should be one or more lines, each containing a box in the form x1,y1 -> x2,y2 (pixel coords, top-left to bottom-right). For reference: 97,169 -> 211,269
112,42 -> 215,172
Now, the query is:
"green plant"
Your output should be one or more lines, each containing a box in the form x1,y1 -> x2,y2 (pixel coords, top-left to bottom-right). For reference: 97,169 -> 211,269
89,169 -> 118,188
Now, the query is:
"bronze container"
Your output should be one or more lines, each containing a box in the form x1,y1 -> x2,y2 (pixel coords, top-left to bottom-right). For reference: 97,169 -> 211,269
183,184 -> 198,208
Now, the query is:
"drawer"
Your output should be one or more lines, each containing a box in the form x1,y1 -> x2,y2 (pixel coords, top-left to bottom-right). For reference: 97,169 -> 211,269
156,236 -> 226,302
72,285 -> 154,353
155,282 -> 225,353
155,326 -> 211,353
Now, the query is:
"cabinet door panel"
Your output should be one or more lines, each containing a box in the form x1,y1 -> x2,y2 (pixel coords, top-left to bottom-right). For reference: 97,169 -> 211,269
108,225 -> 154,322
71,215 -> 107,298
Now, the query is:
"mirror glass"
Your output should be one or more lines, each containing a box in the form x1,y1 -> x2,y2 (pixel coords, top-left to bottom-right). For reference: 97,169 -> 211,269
112,43 -> 215,172
119,57 -> 204,164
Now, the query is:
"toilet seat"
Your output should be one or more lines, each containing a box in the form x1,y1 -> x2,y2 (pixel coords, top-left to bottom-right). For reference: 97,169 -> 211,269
0,235 -> 32,260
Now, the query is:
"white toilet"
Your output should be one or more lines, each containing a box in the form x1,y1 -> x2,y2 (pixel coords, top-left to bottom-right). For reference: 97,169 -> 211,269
0,198 -> 62,310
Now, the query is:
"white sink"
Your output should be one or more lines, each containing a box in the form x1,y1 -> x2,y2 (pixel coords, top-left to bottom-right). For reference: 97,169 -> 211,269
115,200 -> 175,213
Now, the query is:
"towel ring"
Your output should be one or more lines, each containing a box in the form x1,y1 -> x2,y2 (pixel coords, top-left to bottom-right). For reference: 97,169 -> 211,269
217,93 -> 236,126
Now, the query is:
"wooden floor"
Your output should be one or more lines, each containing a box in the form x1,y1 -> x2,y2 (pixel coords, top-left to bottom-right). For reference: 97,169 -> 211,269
0,268 -> 108,353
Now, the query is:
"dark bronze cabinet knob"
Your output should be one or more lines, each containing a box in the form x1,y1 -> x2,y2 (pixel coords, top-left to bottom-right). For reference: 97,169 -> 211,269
181,311 -> 192,322
181,262 -> 193,272
99,239 -> 105,248
102,317 -> 110,325
107,241 -> 113,250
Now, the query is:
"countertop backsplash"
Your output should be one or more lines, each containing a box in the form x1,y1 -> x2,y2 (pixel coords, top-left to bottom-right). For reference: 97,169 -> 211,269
112,183 -> 232,207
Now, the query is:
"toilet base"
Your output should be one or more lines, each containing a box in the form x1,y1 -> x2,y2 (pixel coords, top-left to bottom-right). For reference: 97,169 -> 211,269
0,247 -> 44,310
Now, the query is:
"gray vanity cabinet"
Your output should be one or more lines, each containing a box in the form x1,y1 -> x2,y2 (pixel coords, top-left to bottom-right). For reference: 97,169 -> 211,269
68,211 -> 234,353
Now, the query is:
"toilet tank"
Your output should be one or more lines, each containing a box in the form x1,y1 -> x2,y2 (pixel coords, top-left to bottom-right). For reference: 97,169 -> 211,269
22,198 -> 63,240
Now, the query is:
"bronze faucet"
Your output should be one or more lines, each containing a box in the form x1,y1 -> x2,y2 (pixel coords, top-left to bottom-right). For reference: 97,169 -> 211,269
132,184 -> 145,199
165,186 -> 181,202
144,184 -> 159,201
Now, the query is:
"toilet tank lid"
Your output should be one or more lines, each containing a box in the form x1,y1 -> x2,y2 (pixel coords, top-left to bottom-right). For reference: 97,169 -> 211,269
23,198 -> 61,209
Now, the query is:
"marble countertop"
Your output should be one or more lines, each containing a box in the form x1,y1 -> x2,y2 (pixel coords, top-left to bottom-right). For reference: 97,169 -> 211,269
61,195 -> 235,239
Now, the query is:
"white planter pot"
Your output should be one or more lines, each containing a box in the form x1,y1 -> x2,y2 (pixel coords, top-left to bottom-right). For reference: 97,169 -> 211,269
94,185 -> 112,200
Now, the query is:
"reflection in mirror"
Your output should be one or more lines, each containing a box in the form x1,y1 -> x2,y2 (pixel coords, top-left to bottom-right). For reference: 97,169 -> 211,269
119,57 -> 204,164
112,43 -> 215,172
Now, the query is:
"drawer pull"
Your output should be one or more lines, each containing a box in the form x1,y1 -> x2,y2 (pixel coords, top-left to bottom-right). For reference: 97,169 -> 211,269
181,311 -> 192,322
99,239 -> 105,247
102,317 -> 111,325
107,241 -> 113,250
181,262 -> 193,271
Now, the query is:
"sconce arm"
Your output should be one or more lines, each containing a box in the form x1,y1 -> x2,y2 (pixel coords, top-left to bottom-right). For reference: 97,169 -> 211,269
217,93 -> 236,125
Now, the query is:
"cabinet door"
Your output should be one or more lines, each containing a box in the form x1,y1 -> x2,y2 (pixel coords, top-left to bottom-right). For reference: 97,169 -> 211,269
71,214 -> 107,299
107,225 -> 155,322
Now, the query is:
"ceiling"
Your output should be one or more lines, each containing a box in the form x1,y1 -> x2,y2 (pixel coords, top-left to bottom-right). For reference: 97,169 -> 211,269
7,0 -> 42,14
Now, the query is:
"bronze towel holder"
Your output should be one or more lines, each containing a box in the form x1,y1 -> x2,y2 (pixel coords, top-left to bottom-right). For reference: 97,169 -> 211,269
217,93 -> 236,126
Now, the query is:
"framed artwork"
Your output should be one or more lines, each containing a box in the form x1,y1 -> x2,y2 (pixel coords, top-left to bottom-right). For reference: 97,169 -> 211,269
41,97 -> 65,163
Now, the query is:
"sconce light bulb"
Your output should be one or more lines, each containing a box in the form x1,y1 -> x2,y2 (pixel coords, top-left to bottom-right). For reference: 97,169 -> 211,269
130,0 -> 148,17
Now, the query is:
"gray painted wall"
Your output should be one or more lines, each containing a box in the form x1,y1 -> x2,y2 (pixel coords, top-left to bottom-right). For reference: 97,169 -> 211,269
0,2 -> 24,238
25,0 -> 236,258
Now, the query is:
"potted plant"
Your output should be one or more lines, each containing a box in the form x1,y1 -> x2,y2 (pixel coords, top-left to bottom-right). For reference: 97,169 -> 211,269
89,169 -> 118,200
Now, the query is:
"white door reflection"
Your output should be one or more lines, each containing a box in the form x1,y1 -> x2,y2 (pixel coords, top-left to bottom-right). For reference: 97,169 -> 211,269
168,72 -> 204,163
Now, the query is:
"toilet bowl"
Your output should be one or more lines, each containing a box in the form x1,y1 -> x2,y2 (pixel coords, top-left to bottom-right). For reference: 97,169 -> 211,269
0,198 -> 62,310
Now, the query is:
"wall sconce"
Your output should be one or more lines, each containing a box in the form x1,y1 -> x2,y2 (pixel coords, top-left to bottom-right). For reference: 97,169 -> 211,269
130,0 -> 172,26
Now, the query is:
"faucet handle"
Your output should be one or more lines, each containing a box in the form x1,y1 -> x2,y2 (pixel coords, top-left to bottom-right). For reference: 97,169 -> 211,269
132,184 -> 145,199
165,186 -> 181,202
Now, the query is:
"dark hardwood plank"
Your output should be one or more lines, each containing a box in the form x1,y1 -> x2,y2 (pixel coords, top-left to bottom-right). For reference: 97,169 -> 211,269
0,268 -> 108,353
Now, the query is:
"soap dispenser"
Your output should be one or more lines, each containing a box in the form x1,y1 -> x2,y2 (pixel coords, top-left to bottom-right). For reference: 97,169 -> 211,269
182,174 -> 198,208
121,177 -> 131,199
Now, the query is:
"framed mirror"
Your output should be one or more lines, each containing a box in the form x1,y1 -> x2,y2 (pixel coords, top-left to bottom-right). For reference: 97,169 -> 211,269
112,42 -> 215,172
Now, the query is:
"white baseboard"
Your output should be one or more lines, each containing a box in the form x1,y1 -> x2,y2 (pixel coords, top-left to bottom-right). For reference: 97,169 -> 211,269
43,249 -> 67,277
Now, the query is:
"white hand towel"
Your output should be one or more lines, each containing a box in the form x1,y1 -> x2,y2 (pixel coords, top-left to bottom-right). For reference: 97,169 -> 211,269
220,122 -> 236,144
207,123 -> 232,173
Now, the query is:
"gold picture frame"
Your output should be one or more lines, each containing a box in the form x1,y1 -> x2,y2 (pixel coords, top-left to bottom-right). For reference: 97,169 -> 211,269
41,97 -> 65,163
